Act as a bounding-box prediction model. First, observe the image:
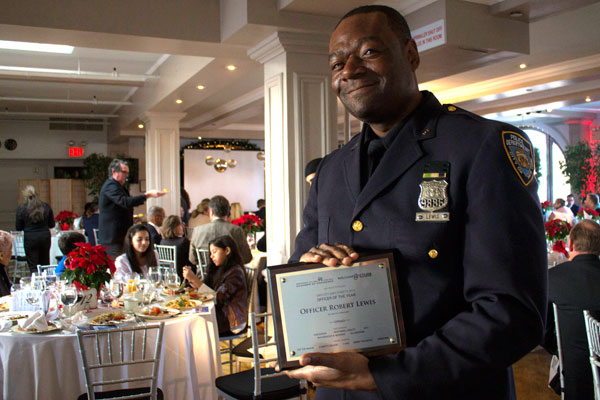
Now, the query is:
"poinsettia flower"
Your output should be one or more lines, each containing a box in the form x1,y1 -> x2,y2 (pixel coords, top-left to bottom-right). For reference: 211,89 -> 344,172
552,240 -> 569,257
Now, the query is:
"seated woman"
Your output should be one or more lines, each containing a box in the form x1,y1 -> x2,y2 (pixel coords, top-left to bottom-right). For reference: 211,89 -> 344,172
160,215 -> 196,281
114,224 -> 159,282
183,235 -> 248,336
54,231 -> 86,278
0,230 -> 14,296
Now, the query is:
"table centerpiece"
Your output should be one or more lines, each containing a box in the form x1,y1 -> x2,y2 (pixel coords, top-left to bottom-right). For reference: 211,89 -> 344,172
55,210 -> 79,231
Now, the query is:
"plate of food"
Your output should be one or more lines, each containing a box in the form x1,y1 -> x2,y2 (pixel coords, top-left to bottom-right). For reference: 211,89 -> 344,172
0,311 -> 32,323
164,296 -> 201,311
90,311 -> 135,326
12,322 -> 61,334
197,293 -> 215,302
0,302 -> 10,312
136,306 -> 180,320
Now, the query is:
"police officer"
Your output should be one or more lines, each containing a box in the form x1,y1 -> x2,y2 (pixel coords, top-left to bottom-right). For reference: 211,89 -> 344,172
286,5 -> 547,400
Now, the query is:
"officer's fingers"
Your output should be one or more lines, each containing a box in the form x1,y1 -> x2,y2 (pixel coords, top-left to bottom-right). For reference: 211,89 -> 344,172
299,250 -> 323,263
318,243 -> 354,264
333,243 -> 359,265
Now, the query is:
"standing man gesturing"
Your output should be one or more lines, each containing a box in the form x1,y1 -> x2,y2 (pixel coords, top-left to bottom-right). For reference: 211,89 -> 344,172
286,5 -> 547,399
99,159 -> 166,258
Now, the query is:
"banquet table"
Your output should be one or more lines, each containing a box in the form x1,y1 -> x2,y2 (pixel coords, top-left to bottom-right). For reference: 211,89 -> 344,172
0,305 -> 222,400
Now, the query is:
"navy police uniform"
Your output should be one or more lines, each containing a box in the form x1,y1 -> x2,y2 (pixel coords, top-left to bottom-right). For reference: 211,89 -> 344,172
290,91 -> 547,399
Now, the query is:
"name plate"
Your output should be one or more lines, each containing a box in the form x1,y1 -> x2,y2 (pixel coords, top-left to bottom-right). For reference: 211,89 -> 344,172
267,252 -> 405,369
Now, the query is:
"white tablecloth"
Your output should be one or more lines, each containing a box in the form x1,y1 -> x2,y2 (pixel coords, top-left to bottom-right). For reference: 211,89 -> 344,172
0,306 -> 222,400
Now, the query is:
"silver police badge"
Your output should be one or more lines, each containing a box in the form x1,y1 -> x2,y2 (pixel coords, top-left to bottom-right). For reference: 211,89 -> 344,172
416,180 -> 450,222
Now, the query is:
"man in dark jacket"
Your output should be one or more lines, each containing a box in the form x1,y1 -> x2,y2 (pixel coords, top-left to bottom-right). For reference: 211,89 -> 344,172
547,220 -> 600,399
98,159 -> 165,258
286,5 -> 547,400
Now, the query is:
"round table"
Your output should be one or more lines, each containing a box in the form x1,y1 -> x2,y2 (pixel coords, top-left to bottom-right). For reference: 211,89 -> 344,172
0,305 -> 222,400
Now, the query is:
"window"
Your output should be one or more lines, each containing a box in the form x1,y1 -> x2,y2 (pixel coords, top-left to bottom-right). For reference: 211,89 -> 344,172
523,128 -> 569,202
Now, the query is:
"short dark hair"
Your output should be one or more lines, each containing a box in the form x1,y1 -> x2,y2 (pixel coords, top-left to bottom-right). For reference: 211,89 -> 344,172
555,198 -> 565,207
336,5 -> 412,43
209,195 -> 230,218
108,159 -> 128,176
305,157 -> 323,178
58,232 -> 87,255
257,199 -> 265,208
570,220 -> 600,254
567,194 -> 575,199
587,193 -> 599,206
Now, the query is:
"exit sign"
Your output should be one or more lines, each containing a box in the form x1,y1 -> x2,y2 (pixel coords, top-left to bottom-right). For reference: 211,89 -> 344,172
69,147 -> 84,157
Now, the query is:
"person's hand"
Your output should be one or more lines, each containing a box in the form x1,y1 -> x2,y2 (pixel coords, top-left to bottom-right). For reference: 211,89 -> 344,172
182,266 -> 202,288
284,352 -> 376,392
145,189 -> 167,198
299,243 -> 358,266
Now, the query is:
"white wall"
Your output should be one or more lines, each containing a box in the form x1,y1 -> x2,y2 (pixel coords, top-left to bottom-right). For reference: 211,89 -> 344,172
184,149 -> 265,213
0,119 -> 108,231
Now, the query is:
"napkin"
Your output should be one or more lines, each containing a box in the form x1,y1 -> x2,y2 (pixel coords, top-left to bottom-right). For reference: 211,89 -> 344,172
18,311 -> 48,331
0,320 -> 12,332
60,311 -> 88,333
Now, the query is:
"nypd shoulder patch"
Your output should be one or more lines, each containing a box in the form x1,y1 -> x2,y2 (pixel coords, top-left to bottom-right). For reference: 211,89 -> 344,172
502,130 -> 534,186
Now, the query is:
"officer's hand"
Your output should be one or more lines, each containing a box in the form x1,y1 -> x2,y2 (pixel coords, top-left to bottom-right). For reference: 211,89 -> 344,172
284,352 -> 376,392
299,243 -> 358,266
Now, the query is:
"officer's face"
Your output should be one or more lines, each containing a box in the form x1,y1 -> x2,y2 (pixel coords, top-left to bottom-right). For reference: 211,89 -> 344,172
329,12 -> 420,127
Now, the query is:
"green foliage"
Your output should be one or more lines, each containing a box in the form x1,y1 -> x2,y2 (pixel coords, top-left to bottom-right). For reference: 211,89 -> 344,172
83,153 -> 136,201
559,142 -> 600,197
533,147 -> 542,180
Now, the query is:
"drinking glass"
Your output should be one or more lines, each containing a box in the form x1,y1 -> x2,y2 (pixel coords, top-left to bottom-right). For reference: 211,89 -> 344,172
25,279 -> 45,307
109,281 -> 124,300
164,271 -> 180,292
60,285 -> 77,308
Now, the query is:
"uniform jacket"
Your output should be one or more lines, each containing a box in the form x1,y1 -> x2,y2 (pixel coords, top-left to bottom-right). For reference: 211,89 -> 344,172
188,219 -> 252,265
548,254 -> 600,399
98,178 -> 146,246
291,92 -> 547,400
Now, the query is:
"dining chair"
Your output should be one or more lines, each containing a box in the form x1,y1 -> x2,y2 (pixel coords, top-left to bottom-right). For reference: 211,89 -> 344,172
93,228 -> 100,246
195,248 -> 210,280
215,311 -> 307,400
552,303 -> 565,399
76,322 -> 165,400
9,230 -> 29,281
584,310 -> 600,400
37,264 -> 57,276
154,244 -> 177,275
220,265 -> 258,373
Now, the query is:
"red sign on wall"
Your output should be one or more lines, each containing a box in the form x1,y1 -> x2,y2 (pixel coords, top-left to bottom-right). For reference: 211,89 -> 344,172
69,147 -> 84,157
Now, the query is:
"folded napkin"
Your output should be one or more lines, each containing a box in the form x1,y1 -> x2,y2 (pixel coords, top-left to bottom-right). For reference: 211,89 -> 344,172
0,320 -> 12,332
18,311 -> 48,331
60,311 -> 88,333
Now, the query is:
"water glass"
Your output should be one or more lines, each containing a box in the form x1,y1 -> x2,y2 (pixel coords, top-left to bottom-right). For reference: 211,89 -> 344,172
109,281 -> 124,300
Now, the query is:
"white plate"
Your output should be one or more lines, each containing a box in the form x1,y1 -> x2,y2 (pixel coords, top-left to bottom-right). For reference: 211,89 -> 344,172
90,313 -> 136,326
0,311 -> 33,322
135,308 -> 181,320
164,298 -> 201,311
12,322 -> 61,334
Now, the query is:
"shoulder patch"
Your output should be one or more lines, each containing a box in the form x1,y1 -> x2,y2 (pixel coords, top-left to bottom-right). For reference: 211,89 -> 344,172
502,130 -> 534,186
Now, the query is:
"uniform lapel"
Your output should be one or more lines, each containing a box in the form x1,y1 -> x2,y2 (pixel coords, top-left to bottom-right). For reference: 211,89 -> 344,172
342,137 -> 362,202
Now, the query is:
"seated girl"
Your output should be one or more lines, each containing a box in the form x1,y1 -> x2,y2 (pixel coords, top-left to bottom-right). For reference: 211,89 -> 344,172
114,224 -> 159,282
183,235 -> 248,335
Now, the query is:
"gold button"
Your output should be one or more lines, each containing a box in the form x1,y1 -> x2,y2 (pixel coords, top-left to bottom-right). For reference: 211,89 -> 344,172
428,249 -> 438,259
421,128 -> 430,136
352,220 -> 363,232
448,105 -> 456,112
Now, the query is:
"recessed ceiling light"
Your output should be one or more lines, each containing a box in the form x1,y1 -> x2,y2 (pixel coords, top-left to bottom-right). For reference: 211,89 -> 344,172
546,108 -> 553,113
586,96 -> 592,102
510,11 -> 524,18
197,85 -> 206,90
197,136 -> 202,140
138,123 -> 144,129
226,65 -> 236,71
0,40 -> 74,54
519,63 -> 527,69
176,99 -> 183,104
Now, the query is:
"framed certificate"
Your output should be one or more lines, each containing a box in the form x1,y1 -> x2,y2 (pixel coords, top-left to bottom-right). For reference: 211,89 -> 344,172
267,252 -> 405,369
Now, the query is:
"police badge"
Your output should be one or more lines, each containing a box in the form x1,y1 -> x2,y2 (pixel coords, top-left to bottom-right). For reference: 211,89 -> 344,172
416,161 -> 450,222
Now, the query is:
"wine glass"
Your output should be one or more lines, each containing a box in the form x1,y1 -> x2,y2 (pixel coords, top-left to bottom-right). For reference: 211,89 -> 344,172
164,271 -> 180,293
109,281 -> 124,301
25,279 -> 45,308
60,284 -> 77,317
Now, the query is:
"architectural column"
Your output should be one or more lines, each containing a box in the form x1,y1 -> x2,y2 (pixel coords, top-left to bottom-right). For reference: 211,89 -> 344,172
142,112 -> 186,217
249,32 -> 338,265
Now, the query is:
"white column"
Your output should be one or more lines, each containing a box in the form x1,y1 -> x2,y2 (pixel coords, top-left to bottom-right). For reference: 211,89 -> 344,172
249,32 -> 338,265
142,111 -> 186,217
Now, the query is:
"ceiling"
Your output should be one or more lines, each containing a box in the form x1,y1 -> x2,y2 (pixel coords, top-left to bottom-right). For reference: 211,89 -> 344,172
0,0 -> 599,144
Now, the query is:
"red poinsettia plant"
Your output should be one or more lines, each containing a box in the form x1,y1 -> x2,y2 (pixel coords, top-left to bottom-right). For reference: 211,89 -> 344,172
62,242 -> 115,292
577,208 -> 600,221
55,210 -> 79,231
544,219 -> 572,242
552,240 -> 569,258
541,200 -> 553,213
232,214 -> 264,234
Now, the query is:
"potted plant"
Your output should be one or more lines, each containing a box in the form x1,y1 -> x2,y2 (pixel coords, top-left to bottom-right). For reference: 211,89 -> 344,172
55,210 -> 79,231
62,242 -> 116,309
232,214 -> 264,248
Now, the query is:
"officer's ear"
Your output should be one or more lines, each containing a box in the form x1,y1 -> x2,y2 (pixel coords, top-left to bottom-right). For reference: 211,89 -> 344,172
404,39 -> 420,71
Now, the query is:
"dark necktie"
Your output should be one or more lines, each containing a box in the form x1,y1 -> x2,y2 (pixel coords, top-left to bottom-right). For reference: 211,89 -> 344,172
367,138 -> 386,177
